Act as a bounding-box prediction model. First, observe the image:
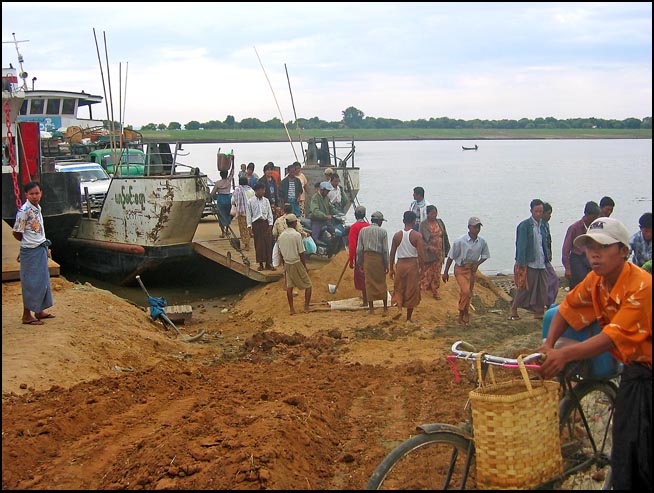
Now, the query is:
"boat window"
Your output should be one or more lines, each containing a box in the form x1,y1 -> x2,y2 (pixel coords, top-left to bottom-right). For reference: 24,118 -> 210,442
19,100 -> 28,115
29,99 -> 45,115
62,99 -> 76,115
46,98 -> 61,115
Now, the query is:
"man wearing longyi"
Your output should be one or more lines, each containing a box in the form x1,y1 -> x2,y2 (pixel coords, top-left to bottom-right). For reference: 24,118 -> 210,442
538,217 -> 651,490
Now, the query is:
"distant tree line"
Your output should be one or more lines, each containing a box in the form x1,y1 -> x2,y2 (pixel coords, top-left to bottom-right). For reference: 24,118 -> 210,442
138,106 -> 652,131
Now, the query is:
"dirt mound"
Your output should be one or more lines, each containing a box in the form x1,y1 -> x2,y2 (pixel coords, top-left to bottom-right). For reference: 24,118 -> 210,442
2,251 -> 549,489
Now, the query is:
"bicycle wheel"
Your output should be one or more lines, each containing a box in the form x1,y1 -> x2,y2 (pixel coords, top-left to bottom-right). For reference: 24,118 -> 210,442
366,426 -> 476,490
558,380 -> 617,490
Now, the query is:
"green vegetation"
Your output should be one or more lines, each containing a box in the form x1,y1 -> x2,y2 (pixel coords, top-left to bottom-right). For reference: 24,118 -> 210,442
140,127 -> 652,143
129,106 -> 652,142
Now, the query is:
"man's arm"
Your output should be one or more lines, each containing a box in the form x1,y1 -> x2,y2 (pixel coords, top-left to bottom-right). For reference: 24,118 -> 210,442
442,257 -> 454,283
389,231 -> 400,279
412,230 -> 425,272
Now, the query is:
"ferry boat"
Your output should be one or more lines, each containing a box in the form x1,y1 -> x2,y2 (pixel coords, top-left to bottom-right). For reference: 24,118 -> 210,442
3,38 -> 208,284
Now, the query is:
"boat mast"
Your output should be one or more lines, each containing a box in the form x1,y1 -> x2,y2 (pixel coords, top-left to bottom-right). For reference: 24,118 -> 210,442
3,33 -> 30,91
253,46 -> 299,163
284,64 -> 306,165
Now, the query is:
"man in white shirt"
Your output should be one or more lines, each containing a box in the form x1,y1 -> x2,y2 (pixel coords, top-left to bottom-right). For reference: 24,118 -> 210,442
409,186 -> 431,231
246,182 -> 275,271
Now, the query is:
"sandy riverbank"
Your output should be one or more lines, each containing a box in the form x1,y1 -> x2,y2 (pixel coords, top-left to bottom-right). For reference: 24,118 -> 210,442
3,251 -> 558,489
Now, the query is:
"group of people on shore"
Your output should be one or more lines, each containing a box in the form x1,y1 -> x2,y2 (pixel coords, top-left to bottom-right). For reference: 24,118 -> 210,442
348,186 -> 491,327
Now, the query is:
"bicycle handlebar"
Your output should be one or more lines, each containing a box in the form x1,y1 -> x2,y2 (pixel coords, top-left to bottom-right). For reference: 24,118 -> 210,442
450,340 -> 543,367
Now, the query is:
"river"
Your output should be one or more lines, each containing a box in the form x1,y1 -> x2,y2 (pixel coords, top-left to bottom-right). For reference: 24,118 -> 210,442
183,138 -> 652,275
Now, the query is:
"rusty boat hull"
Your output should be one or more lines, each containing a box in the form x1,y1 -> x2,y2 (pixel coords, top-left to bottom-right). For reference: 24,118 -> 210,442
65,173 -> 207,284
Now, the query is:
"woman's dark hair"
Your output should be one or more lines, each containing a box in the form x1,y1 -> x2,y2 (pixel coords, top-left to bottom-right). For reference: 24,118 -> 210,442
425,204 -> 437,214
239,176 -> 248,185
220,169 -> 228,179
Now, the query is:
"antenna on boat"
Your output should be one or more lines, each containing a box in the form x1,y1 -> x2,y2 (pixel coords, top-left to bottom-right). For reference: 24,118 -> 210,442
253,46 -> 299,163
284,63 -> 306,165
3,33 -> 30,91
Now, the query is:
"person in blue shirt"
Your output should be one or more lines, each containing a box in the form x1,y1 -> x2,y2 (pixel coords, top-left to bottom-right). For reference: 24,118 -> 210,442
629,212 -> 652,268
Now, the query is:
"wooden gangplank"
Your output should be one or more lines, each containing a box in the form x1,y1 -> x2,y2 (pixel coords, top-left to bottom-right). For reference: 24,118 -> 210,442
192,236 -> 283,283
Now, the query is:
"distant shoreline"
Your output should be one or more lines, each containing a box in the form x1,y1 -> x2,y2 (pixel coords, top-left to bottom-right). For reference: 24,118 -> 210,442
141,128 -> 652,144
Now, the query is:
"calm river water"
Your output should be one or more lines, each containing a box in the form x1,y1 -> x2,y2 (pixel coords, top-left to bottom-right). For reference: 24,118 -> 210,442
184,138 -> 652,275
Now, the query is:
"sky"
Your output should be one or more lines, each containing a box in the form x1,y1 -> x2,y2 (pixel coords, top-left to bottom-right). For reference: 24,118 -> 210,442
2,2 -> 652,128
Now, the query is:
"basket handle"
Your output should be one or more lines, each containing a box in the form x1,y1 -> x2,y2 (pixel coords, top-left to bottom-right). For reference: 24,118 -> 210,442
475,352 -> 496,388
517,355 -> 534,393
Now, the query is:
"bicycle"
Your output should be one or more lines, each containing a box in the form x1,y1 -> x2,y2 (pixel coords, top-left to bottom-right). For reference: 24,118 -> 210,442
366,340 -> 619,490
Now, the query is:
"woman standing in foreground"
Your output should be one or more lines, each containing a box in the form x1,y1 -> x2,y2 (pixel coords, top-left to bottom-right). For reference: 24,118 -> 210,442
12,181 -> 55,325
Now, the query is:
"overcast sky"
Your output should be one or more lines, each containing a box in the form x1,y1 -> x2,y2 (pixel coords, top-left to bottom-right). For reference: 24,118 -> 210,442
3,2 -> 651,128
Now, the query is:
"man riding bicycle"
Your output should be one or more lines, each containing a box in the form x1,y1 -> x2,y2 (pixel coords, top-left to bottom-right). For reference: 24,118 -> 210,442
538,217 -> 652,490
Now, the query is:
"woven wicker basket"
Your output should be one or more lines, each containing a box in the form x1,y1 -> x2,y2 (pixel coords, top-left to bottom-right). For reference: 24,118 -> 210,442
469,354 -> 563,489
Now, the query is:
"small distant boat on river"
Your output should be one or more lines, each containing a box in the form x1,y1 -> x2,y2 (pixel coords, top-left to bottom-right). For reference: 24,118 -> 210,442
462,144 -> 478,151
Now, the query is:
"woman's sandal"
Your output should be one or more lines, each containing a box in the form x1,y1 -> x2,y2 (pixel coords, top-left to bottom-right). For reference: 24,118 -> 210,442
507,315 -> 521,320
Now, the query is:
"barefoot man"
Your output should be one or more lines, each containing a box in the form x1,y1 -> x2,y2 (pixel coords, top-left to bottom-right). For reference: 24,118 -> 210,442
389,211 -> 424,323
277,214 -> 312,314
356,210 -> 389,315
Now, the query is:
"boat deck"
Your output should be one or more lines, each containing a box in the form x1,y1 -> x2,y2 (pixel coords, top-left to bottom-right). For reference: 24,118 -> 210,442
2,220 -> 60,282
192,219 -> 283,283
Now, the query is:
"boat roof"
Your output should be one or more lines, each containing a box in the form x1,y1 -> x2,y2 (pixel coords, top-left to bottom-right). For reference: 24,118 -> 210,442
25,89 -> 103,107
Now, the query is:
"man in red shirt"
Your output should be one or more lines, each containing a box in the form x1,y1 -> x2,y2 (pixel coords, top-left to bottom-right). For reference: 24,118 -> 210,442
348,205 -> 370,306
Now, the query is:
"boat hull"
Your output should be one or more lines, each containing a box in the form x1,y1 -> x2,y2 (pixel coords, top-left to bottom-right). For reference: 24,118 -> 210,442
66,173 -> 207,283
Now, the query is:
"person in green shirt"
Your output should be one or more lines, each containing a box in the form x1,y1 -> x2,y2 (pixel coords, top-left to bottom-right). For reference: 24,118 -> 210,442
308,181 -> 340,242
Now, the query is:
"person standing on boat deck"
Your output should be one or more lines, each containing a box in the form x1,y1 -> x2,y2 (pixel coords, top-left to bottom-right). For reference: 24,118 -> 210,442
245,162 -> 259,189
562,200 -> 601,289
308,181 -> 340,242
12,181 -> 55,325
277,214 -> 313,315
246,182 -> 275,271
509,198 -> 550,320
542,202 -> 559,308
389,211 -> 425,323
419,205 -> 450,300
442,216 -> 490,326
327,173 -> 346,213
629,212 -> 652,267
293,162 -> 309,217
231,176 -> 255,250
257,162 -> 281,220
279,163 -> 303,217
349,205 -> 371,307
599,196 -> 615,217
356,210 -> 389,315
210,165 -> 235,238
409,187 -> 431,232
538,217 -> 652,490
